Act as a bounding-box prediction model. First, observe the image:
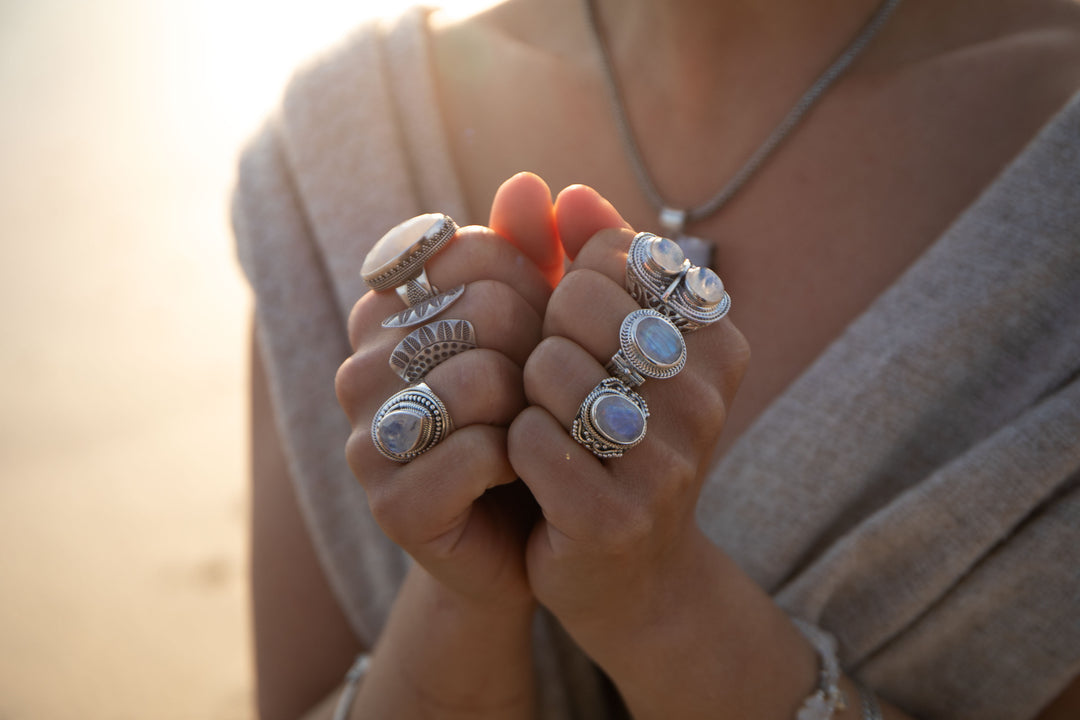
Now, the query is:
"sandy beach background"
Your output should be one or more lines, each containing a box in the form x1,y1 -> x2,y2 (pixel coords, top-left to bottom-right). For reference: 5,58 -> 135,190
0,1 -> 485,717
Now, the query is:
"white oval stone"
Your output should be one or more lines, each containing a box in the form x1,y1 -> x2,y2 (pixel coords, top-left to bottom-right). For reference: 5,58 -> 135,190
634,315 -> 682,367
685,266 -> 725,306
591,394 -> 646,445
647,237 -> 686,274
362,213 -> 444,277
377,409 -> 425,455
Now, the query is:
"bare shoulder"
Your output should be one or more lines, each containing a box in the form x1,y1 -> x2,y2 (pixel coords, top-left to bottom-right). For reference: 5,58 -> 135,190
886,0 -> 1080,94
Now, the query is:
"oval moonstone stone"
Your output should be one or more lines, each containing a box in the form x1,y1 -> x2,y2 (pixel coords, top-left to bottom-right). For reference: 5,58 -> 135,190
591,394 -> 646,445
377,409 -> 425,455
647,236 -> 686,274
361,213 -> 443,278
685,266 -> 725,306
634,315 -> 682,367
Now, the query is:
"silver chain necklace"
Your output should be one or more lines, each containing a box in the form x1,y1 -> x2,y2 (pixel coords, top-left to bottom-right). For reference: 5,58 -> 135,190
583,0 -> 903,266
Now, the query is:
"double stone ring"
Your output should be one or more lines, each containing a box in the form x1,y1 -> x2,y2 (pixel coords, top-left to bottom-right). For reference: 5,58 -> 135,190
625,232 -> 730,332
362,213 -> 458,307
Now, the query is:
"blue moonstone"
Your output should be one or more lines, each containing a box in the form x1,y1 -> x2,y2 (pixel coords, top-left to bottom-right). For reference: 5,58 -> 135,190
378,410 -> 424,454
648,237 -> 686,274
635,315 -> 682,366
685,266 -> 725,306
592,394 -> 645,445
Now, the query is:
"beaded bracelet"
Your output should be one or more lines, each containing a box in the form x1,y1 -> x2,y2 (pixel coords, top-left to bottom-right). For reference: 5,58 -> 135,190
854,677 -> 885,720
331,653 -> 371,720
792,619 -> 844,720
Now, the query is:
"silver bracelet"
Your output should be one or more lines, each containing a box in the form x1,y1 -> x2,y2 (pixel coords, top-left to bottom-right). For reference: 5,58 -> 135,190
854,677 -> 884,720
792,619 -> 844,720
331,653 -> 371,720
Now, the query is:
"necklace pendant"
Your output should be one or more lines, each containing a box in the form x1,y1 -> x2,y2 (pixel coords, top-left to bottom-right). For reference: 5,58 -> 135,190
674,234 -> 714,269
658,207 -> 714,268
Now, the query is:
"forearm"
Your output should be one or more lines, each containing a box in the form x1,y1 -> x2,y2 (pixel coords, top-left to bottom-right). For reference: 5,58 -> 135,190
568,528 -> 914,720
315,564 -> 537,720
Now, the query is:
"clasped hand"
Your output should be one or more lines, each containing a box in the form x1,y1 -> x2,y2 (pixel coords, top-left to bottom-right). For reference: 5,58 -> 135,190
335,171 -> 750,644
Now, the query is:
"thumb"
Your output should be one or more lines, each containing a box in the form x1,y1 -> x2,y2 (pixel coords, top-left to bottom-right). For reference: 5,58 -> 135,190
488,172 -> 565,287
554,184 -> 633,260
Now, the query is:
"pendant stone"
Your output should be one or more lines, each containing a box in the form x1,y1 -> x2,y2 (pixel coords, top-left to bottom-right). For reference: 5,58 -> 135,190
657,207 -> 714,269
674,234 -> 714,269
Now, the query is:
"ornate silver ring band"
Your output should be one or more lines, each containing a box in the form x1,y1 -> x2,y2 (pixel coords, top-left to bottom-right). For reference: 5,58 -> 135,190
371,382 -> 454,463
625,232 -> 731,332
361,213 -> 458,306
389,319 -> 476,383
381,284 -> 466,329
571,377 -> 649,459
604,309 -> 686,387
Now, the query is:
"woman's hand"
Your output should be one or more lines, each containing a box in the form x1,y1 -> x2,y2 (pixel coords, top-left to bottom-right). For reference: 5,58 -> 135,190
506,186 -> 825,720
509,184 -> 751,634
335,173 -> 560,612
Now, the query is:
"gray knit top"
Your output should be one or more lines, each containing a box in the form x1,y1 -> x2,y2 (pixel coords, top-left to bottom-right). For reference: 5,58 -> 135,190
232,8 -> 1080,719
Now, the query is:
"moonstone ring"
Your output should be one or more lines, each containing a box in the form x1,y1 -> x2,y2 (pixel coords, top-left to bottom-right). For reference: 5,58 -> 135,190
605,309 -> 686,387
625,232 -> 731,332
361,213 -> 458,306
371,382 -> 454,463
571,377 -> 649,459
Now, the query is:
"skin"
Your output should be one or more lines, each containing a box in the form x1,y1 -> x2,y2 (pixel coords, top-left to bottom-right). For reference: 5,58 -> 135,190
250,0 -> 1080,717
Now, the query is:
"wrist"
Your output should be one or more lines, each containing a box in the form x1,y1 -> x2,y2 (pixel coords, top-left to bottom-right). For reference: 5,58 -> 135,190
565,529 -> 819,720
359,565 -> 537,718
414,563 -> 537,627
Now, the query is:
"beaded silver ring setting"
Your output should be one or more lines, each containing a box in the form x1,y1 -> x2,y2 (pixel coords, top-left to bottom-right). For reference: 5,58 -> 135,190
625,232 -> 731,332
371,382 -> 454,463
361,213 -> 458,307
605,308 -> 686,387
571,377 -> 649,459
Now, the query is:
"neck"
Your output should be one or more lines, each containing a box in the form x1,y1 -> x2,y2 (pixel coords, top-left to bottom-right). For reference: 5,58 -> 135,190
590,0 -> 893,104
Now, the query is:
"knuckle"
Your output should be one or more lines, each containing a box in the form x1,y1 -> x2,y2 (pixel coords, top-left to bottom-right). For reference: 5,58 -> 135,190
686,379 -> 727,445
468,280 -> 532,344
346,291 -> 381,352
548,268 -> 601,314
595,495 -> 654,553
649,447 -> 699,508
334,354 -> 363,414
334,345 -> 385,416
365,485 -> 406,541
523,336 -> 573,403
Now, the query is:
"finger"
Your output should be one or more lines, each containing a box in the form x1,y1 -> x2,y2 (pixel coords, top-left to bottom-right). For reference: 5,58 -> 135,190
337,345 -> 525,432
349,224 -> 553,350
357,424 -> 517,549
489,172 -> 564,287
523,336 -> 608,428
526,314 -> 731,461
347,278 -> 543,371
542,268 -> 640,365
554,183 -> 633,260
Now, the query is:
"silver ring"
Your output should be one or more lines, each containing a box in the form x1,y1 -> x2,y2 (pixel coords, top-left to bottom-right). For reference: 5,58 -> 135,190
381,284 -> 466,329
389,319 -> 476,383
625,232 -> 731,332
371,382 -> 454,463
605,309 -> 686,387
361,213 -> 458,306
571,377 -> 649,459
